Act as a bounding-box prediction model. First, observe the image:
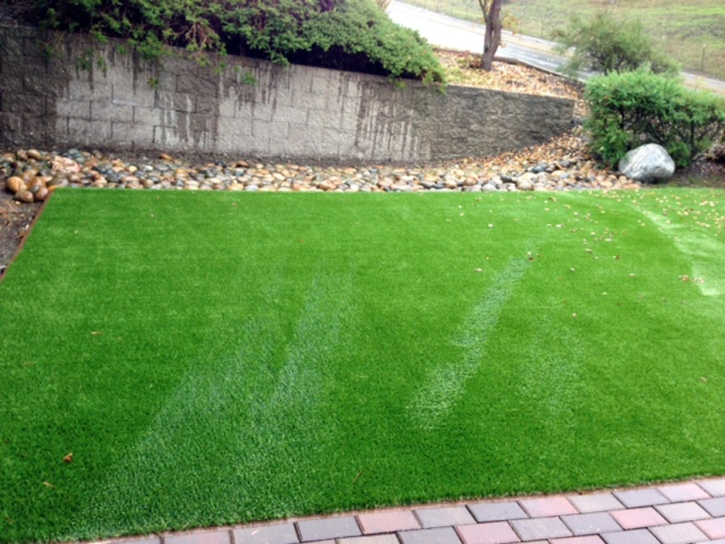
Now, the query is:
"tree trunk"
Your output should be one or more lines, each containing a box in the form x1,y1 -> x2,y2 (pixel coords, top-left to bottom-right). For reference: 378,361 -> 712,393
480,0 -> 502,71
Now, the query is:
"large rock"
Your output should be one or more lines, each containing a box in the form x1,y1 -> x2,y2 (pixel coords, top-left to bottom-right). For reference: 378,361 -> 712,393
618,144 -> 675,182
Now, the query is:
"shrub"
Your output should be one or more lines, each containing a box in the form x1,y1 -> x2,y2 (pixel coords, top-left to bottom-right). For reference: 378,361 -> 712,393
585,70 -> 725,168
553,11 -> 679,76
295,0 -> 444,82
13,0 -> 444,82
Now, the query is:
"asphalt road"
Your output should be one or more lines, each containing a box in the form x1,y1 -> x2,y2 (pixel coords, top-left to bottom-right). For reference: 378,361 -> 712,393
387,0 -> 725,95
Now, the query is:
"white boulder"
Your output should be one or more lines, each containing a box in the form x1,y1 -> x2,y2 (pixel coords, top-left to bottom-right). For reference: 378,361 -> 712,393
618,143 -> 675,182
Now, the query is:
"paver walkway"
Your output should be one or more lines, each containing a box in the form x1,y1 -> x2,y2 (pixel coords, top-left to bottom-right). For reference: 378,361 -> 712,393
98,478 -> 725,544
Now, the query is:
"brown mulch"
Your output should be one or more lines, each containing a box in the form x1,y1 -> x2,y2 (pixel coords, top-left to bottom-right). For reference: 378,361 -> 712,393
436,50 -> 587,117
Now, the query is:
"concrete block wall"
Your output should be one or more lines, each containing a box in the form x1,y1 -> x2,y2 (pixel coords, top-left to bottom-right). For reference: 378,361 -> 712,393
0,25 -> 575,161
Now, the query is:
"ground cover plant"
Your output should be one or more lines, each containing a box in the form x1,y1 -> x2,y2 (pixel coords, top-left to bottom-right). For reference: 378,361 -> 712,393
2,189 -> 725,542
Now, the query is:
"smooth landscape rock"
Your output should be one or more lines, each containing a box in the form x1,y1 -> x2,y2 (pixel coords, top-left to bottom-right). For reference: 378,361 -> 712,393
14,190 -> 34,203
35,186 -> 49,201
1,141 -> 646,204
6,176 -> 25,193
618,144 -> 675,182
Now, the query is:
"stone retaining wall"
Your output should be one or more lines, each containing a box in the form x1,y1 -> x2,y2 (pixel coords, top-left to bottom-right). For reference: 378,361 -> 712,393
0,25 -> 574,162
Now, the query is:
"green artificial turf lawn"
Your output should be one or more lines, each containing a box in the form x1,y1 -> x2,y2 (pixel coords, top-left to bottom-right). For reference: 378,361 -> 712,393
2,188 -> 725,542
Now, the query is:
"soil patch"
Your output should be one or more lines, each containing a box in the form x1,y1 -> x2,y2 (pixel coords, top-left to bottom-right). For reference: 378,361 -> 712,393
0,187 -> 41,276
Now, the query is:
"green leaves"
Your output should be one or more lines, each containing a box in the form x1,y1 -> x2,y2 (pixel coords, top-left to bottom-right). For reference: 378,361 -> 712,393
552,11 -> 679,77
584,70 -> 725,168
27,0 -> 444,82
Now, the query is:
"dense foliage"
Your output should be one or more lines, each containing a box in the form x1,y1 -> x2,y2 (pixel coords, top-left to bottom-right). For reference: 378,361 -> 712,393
290,0 -> 444,82
553,11 -> 679,76
585,70 -> 725,168
10,0 -> 444,82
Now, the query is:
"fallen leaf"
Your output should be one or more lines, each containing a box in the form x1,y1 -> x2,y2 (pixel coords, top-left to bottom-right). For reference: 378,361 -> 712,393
91,331 -> 102,336
63,453 -> 73,464
43,481 -> 55,488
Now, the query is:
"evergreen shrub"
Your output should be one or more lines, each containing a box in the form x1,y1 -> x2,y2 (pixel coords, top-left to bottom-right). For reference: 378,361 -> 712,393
585,70 -> 725,168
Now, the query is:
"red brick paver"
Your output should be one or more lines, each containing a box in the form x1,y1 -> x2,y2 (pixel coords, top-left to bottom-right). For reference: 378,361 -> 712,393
614,490 -> 670,509
649,522 -> 709,544
114,538 -> 161,544
416,507 -> 477,529
358,511 -> 421,534
700,480 -> 725,497
519,497 -> 578,518
567,493 -> 626,514
297,517 -> 361,541
164,530 -> 231,544
561,513 -> 621,535
467,502 -> 529,523
696,517 -> 725,539
399,527 -> 463,544
86,478 -> 725,544
234,523 -> 299,544
456,522 -> 521,544
551,537 -> 606,544
700,498 -> 725,518
601,529 -> 660,544
339,536 -> 398,544
658,483 -> 711,502
655,502 -> 711,523
610,507 -> 668,530
510,517 -> 572,541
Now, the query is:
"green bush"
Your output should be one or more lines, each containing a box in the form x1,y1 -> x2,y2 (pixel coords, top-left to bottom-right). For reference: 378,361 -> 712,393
15,0 -> 444,82
553,11 -> 679,76
295,0 -> 444,82
585,70 -> 725,168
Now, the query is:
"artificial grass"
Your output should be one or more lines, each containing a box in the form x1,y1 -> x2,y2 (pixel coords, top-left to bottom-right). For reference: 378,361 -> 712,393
2,188 -> 725,542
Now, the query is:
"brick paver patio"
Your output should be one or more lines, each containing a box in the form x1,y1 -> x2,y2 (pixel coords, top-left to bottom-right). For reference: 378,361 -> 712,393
95,478 -> 725,544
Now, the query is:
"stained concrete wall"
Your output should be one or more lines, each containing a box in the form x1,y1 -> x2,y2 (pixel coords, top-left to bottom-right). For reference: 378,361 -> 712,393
0,25 -> 575,161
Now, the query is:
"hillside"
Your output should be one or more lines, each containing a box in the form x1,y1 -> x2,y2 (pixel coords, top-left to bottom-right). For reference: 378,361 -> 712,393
402,0 -> 725,80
